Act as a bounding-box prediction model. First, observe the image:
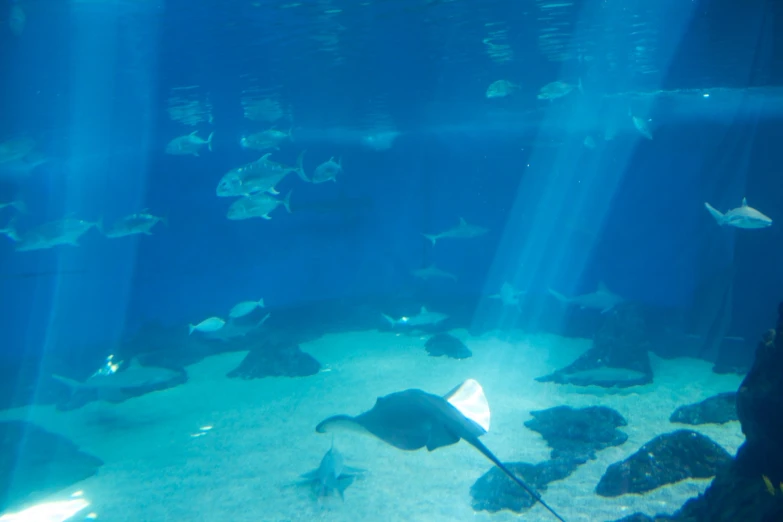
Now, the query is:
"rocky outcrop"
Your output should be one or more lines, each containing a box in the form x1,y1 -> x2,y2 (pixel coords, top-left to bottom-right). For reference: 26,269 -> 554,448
650,303 -> 783,522
596,430 -> 732,497
537,304 -> 653,388
669,393 -> 738,426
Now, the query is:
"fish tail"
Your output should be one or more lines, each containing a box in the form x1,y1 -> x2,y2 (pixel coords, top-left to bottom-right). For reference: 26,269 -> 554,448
258,298 -> 265,308
1,218 -> 19,242
381,314 -> 397,327
422,233 -> 438,245
207,132 -> 214,152
282,191 -> 292,213
94,218 -> 104,234
704,202 -> 725,225
548,288 -> 570,303
188,324 -> 196,335
287,126 -> 293,140
10,200 -> 26,213
295,150 -> 309,182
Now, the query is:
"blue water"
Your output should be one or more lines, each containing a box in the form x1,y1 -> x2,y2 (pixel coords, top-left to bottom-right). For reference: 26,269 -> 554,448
0,0 -> 782,518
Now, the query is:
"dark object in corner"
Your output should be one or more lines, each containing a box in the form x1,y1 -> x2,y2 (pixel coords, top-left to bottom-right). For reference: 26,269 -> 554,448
596,430 -> 732,497
227,342 -> 321,379
424,333 -> 472,359
669,393 -> 738,426
537,304 -> 653,388
0,421 -> 103,512
636,302 -> 783,522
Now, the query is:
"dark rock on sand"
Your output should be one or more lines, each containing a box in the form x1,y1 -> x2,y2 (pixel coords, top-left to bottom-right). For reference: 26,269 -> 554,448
471,459 -> 579,513
227,342 -> 321,379
537,304 -> 653,388
525,406 -> 628,462
424,333 -> 472,359
669,393 -> 738,426
0,421 -> 103,511
663,303 -> 783,522
596,430 -> 732,497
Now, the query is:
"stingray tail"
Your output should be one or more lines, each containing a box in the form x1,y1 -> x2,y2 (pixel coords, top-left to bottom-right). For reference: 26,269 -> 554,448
468,437 -> 567,522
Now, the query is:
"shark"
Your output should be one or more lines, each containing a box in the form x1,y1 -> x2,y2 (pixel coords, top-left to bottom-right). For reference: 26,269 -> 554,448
315,379 -> 567,522
412,264 -> 457,281
548,282 -> 623,314
423,217 -> 489,245
381,306 -> 448,327
704,197 -> 772,229
203,314 -> 270,342
489,281 -> 526,309
556,366 -> 648,387
52,358 -> 182,401
297,442 -> 365,499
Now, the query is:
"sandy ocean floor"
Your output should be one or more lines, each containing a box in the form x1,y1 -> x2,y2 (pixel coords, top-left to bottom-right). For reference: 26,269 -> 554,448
0,329 -> 744,522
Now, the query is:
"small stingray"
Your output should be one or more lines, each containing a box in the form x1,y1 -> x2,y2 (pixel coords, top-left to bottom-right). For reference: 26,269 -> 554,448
297,441 -> 365,500
316,379 -> 567,522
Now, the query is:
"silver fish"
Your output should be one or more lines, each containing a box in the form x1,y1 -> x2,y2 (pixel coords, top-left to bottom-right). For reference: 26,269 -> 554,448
165,131 -> 213,156
486,80 -> 519,99
104,210 -> 166,238
216,151 -> 305,197
240,127 -> 292,151
310,156 -> 342,184
226,191 -> 291,220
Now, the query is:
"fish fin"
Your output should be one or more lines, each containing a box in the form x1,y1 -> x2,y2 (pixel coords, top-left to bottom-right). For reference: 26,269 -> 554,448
422,233 -> 438,245
381,313 -> 397,327
262,214 -> 272,220
420,306 -> 428,314
193,152 -> 200,157
51,374 -> 81,389
287,126 -> 293,139
444,379 -> 490,432
207,132 -> 214,152
300,470 -> 319,480
704,202 -> 725,225
189,131 -> 198,136
295,150 -> 309,181
267,186 -> 280,195
282,191 -> 292,213
10,200 -> 26,213
600,306 -> 615,314
741,197 -> 748,207
260,153 -> 272,160
597,281 -> 608,291
548,288 -> 570,303
459,217 -> 467,225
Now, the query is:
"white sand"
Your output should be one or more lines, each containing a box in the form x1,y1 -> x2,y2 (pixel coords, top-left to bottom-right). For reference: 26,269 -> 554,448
0,329 -> 744,522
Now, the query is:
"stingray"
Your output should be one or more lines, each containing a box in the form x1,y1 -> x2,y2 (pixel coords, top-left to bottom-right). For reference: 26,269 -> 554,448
316,379 -> 567,522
